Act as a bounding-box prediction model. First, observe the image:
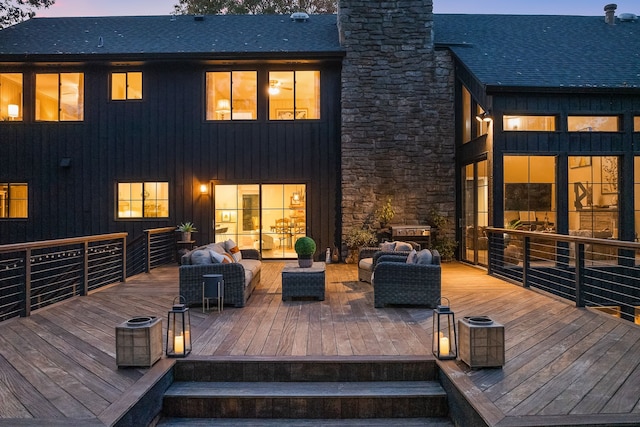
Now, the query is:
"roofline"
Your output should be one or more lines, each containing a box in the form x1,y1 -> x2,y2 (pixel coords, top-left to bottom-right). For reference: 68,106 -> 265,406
485,85 -> 640,95
0,50 -> 345,65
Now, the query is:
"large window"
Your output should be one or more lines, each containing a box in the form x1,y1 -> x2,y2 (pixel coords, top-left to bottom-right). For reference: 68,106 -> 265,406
206,71 -> 257,120
0,183 -> 28,218
215,183 -> 306,259
35,72 -> 84,121
117,182 -> 169,218
634,157 -> 640,242
503,115 -> 556,131
503,156 -> 556,229
634,116 -> 640,132
111,72 -> 142,100
269,70 -> 320,120
0,73 -> 23,121
568,156 -> 618,239
568,116 -> 619,132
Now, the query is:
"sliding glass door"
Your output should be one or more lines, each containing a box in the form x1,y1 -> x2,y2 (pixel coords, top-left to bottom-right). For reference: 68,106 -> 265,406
214,184 -> 306,259
461,160 -> 488,265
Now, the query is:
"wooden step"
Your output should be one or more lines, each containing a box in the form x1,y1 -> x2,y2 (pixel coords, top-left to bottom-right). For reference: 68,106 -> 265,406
157,417 -> 455,426
162,380 -> 448,419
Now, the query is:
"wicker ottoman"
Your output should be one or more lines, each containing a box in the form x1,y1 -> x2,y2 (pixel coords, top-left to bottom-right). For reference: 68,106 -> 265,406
282,262 -> 326,301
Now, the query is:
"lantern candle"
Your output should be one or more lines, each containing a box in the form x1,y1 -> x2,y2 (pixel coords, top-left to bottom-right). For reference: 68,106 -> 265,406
174,334 -> 184,354
440,336 -> 450,356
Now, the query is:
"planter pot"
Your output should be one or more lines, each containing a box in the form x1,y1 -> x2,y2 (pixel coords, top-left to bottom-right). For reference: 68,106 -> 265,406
181,231 -> 192,242
298,257 -> 313,268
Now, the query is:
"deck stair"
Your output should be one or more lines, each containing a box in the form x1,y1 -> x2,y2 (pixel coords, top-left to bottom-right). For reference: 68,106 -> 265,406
158,356 -> 452,425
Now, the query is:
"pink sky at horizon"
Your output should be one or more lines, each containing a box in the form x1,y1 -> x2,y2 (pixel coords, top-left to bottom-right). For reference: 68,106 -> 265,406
36,0 -> 638,18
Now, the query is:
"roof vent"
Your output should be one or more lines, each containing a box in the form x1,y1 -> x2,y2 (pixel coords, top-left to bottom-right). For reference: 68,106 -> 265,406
619,12 -> 638,22
604,3 -> 617,25
290,12 -> 309,22
194,15 -> 205,21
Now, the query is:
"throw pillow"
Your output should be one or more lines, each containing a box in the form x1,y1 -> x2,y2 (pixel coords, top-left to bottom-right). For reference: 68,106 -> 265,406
210,250 -> 225,263
415,249 -> 433,265
191,249 -> 213,265
406,249 -> 417,264
395,241 -> 413,251
223,239 -> 237,252
223,239 -> 243,262
210,243 -> 227,255
221,252 -> 235,264
380,241 -> 396,251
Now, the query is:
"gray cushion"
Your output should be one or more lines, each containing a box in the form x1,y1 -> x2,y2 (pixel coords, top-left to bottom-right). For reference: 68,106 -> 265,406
191,249 -> 213,265
210,250 -> 225,263
415,249 -> 433,265
380,241 -> 396,251
406,249 -> 417,264
395,241 -> 413,251
359,257 -> 374,271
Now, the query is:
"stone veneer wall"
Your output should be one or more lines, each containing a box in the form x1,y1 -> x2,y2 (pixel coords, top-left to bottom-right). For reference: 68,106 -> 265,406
338,0 -> 455,241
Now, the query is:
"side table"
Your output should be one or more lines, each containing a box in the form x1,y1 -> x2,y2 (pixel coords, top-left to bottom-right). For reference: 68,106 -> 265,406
202,274 -> 224,313
176,240 -> 195,263
281,262 -> 326,301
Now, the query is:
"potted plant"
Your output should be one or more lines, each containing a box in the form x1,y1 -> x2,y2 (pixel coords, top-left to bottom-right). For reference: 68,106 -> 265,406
294,236 -> 317,268
375,197 -> 395,229
177,222 -> 197,242
344,227 -> 378,264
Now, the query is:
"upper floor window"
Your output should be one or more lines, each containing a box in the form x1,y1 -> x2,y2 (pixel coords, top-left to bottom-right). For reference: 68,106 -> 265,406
117,182 -> 169,218
568,116 -> 619,132
634,116 -> 640,132
0,183 -> 28,218
0,73 -> 23,121
269,70 -> 320,120
206,71 -> 257,120
35,72 -> 84,121
111,72 -> 142,100
503,115 -> 556,131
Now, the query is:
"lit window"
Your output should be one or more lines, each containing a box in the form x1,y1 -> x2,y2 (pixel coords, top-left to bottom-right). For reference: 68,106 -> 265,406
503,115 -> 556,131
634,116 -> 640,132
461,86 -> 471,143
0,73 -> 23,121
35,73 -> 84,121
568,116 -> 619,132
117,182 -> 169,218
0,183 -> 28,218
269,70 -> 320,120
206,71 -> 257,120
111,72 -> 142,100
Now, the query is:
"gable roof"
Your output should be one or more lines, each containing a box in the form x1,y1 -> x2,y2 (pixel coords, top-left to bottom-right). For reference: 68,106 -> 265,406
0,14 -> 342,61
434,14 -> 640,91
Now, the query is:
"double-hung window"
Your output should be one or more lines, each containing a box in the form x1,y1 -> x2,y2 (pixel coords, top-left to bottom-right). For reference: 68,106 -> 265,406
268,70 -> 320,120
35,72 -> 84,121
117,182 -> 169,218
0,73 -> 23,121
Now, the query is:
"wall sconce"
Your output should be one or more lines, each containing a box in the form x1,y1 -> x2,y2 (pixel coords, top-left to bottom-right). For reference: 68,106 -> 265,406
199,184 -> 208,195
476,110 -> 493,122
8,104 -> 19,120
166,296 -> 191,358
432,297 -> 457,360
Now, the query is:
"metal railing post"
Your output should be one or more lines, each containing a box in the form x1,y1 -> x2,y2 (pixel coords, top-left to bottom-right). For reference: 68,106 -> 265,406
24,248 -> 31,317
575,243 -> 585,308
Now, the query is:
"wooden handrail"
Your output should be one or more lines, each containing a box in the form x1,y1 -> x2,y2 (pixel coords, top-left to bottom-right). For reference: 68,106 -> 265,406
485,227 -> 640,250
0,232 -> 129,254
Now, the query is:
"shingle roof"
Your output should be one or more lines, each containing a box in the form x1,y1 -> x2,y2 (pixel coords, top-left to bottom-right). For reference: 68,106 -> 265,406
0,14 -> 341,58
434,14 -> 640,89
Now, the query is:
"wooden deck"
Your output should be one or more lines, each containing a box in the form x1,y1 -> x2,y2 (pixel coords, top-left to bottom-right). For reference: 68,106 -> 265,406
0,261 -> 639,426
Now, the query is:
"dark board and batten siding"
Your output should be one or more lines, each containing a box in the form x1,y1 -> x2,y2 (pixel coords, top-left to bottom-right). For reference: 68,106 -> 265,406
0,61 -> 342,256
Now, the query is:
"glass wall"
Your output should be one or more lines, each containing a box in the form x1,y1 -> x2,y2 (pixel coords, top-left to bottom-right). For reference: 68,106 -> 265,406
462,160 -> 488,265
214,183 -> 306,259
635,157 -> 640,242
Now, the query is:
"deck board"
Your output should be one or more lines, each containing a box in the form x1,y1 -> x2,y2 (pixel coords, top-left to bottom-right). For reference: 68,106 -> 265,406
0,261 -> 639,426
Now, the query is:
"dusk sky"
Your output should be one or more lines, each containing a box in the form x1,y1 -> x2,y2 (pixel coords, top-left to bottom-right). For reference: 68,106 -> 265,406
36,0 -> 639,18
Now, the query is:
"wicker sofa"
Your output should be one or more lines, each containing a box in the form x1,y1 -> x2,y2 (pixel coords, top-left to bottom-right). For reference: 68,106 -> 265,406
179,241 -> 261,308
373,249 -> 441,308
358,241 -> 420,283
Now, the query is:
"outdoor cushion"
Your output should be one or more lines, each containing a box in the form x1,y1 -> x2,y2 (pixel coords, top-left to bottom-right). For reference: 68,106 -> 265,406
416,249 -> 433,265
395,241 -> 413,251
380,241 -> 396,251
191,249 -> 213,265
406,249 -> 418,264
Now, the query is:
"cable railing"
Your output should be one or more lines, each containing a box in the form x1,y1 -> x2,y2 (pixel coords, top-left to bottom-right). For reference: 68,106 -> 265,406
0,227 -> 177,322
486,227 -> 640,324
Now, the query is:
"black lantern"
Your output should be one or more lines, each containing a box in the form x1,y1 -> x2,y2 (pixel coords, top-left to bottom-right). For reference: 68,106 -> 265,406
432,297 -> 457,360
166,296 -> 191,357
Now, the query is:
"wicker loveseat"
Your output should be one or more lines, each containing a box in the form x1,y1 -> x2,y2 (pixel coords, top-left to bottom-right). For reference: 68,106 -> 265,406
358,241 -> 420,283
373,249 -> 441,308
179,241 -> 261,308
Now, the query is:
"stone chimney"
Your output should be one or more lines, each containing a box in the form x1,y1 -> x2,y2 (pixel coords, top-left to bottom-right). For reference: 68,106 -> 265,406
604,3 -> 617,25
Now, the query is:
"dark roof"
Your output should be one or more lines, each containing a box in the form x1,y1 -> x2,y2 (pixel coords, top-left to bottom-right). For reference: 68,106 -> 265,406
434,14 -> 640,90
0,14 -> 342,59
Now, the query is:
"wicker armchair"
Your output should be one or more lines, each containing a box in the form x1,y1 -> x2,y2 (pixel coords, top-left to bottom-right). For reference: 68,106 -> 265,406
358,241 -> 420,283
373,250 -> 441,308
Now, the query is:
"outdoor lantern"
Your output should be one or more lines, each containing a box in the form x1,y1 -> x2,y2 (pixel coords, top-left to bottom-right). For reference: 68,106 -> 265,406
166,296 -> 191,358
432,297 -> 457,360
